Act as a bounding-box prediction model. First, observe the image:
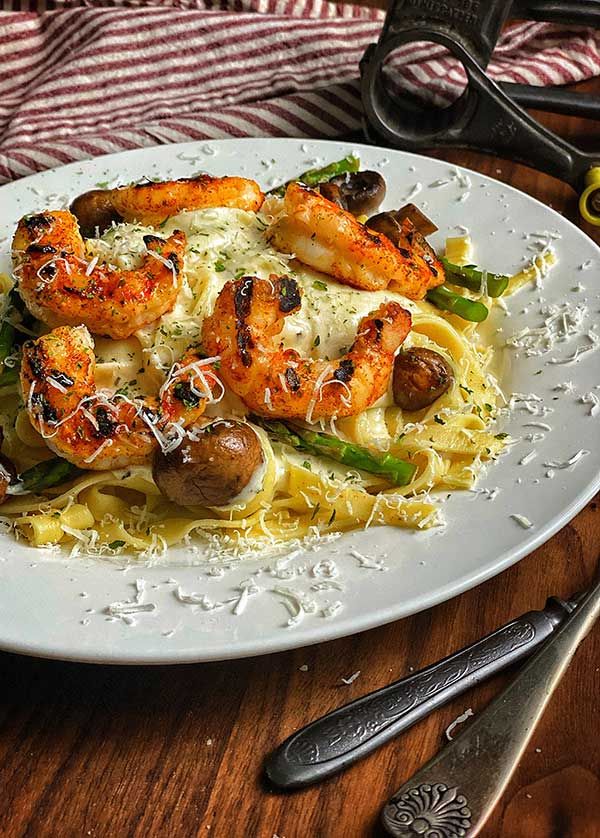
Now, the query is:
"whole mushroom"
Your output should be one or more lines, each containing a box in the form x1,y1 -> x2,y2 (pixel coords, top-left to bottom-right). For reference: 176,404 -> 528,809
70,189 -> 124,238
152,420 -> 264,508
392,348 -> 454,411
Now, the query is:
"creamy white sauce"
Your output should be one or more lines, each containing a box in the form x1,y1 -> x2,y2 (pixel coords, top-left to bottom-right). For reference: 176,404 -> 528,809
90,207 -> 420,408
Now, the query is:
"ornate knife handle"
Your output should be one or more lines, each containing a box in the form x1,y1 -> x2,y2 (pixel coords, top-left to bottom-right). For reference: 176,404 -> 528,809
265,599 -> 571,789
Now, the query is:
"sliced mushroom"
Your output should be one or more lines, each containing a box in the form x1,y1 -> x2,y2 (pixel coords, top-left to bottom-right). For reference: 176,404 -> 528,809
327,171 -> 387,216
367,213 -> 440,276
152,420 -> 264,508
393,204 -> 438,236
318,181 -> 346,210
365,212 -> 403,247
70,189 -> 124,238
393,348 -> 454,411
368,204 -> 438,241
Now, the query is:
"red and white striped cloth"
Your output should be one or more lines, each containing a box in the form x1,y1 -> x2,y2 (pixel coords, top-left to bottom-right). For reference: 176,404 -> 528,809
1,1 -> 599,184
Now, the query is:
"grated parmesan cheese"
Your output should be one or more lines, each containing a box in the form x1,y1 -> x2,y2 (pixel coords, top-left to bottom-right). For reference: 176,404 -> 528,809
581,392 -> 600,418
350,549 -> 387,571
506,301 -> 588,358
340,671 -> 361,685
104,578 -> 156,625
322,601 -> 343,619
510,514 -> 533,529
519,451 -> 537,466
543,450 -> 589,470
445,708 -> 474,740
548,331 -> 600,366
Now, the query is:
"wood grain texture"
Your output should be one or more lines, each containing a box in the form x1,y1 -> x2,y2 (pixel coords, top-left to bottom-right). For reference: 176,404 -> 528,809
1,81 -> 599,838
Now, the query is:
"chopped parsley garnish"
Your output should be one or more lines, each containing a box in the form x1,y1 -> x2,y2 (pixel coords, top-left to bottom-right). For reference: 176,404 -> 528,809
312,280 -> 328,291
109,540 -> 126,550
214,261 -> 226,272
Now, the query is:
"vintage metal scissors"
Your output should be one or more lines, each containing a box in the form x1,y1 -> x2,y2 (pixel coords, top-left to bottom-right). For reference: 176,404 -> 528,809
360,0 -> 600,224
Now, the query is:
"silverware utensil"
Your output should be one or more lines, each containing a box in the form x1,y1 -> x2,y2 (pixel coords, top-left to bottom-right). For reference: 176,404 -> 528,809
381,571 -> 600,836
265,592 -> 582,789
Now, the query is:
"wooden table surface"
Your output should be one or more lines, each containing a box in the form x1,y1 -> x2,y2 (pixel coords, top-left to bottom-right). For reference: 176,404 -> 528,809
1,80 -> 599,838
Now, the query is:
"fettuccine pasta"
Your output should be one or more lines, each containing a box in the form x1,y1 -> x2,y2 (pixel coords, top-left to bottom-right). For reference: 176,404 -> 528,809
0,166 -> 553,561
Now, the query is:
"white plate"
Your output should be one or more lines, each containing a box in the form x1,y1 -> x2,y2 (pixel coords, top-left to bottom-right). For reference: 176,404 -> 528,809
0,138 -> 598,664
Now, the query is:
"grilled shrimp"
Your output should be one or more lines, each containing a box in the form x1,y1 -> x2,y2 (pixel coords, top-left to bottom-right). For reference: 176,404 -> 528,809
12,211 -> 186,340
71,174 -> 264,233
202,276 -> 411,421
21,326 -> 221,470
267,182 -> 444,299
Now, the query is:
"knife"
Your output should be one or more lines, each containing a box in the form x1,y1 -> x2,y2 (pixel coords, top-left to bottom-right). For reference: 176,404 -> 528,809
265,592 -> 581,790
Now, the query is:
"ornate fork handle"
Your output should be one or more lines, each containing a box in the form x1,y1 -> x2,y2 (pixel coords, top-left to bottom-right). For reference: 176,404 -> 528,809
265,598 -> 571,789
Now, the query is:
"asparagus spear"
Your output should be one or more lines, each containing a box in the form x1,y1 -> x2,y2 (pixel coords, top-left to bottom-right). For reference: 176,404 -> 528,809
0,316 -> 19,385
18,458 -> 83,493
0,367 -> 18,388
426,284 -> 489,322
441,258 -> 509,298
0,319 -> 15,365
268,154 -> 360,197
0,296 -> 19,388
0,289 -> 37,368
0,288 -> 23,365
252,416 -> 416,486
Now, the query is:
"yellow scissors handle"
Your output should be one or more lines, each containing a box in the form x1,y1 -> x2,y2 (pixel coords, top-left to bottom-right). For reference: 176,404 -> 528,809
579,167 -> 600,226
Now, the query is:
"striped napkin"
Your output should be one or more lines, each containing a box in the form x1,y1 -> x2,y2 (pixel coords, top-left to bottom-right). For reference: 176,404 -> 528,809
1,0 -> 599,184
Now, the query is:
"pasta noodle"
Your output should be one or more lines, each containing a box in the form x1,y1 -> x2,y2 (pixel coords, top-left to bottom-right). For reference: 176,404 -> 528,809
0,200 -> 540,561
